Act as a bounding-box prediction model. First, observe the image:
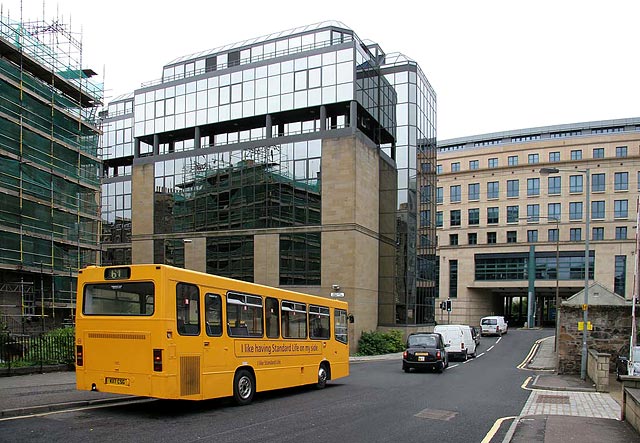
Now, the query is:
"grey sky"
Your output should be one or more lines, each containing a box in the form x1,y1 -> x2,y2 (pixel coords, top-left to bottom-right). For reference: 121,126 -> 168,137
4,0 -> 639,140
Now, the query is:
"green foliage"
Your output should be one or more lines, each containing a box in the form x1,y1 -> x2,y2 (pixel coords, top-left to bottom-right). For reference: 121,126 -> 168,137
1,327 -> 75,368
357,329 -> 405,355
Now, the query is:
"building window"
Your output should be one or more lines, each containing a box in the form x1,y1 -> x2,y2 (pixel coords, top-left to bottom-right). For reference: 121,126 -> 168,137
451,162 -> 460,172
508,155 -> 518,166
436,211 -> 443,227
570,150 -> 582,160
593,148 -> 604,158
614,255 -> 626,296
450,185 -> 461,203
487,207 -> 499,224
570,228 -> 582,241
468,183 -> 480,201
450,234 -> 458,246
527,204 -> 540,222
507,179 -> 519,197
450,210 -> 461,227
487,232 -> 497,244
527,230 -> 538,242
469,160 -> 479,170
527,178 -> 540,196
487,181 -> 499,199
507,205 -> 519,223
420,210 -> 431,227
488,158 -> 498,168
614,199 -> 628,218
592,173 -> 605,192
548,228 -> 559,242
592,227 -> 604,241
437,187 -> 443,204
548,203 -> 561,220
569,202 -> 583,220
569,175 -> 583,193
507,231 -> 517,243
437,165 -> 443,174
528,153 -> 539,164
616,146 -> 628,158
549,151 -> 560,162
548,176 -> 561,195
591,201 -> 605,219
468,233 -> 478,245
614,172 -> 628,191
468,208 -> 480,225
616,226 -> 627,240
279,233 -> 321,285
449,260 -> 458,298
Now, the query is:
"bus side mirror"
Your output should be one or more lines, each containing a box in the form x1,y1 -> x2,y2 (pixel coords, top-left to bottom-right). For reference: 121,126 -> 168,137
348,314 -> 354,323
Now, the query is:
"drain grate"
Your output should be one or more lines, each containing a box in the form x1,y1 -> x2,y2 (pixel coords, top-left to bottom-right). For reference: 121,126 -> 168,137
537,395 -> 570,404
415,408 -> 458,421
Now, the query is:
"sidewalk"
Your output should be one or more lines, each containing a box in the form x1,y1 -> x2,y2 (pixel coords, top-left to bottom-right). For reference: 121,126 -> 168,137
505,335 -> 640,442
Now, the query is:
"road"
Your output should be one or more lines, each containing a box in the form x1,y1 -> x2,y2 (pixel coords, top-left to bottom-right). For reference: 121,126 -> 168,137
0,328 -> 551,443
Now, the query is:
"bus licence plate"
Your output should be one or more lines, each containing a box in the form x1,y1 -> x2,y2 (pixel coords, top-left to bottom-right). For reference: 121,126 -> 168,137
105,377 -> 129,386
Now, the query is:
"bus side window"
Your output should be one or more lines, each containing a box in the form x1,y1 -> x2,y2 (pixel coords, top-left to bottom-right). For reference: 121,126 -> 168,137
176,283 -> 200,336
205,293 -> 222,336
265,297 -> 279,338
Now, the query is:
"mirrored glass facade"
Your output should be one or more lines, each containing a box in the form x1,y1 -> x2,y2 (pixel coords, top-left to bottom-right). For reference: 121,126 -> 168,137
100,21 -> 437,328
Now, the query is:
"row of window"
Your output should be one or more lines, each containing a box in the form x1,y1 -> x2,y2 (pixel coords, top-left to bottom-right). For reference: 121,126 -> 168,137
176,283 -> 348,343
437,146 -> 628,173
436,200 -> 632,228
437,172 -> 635,203
447,225 -> 628,246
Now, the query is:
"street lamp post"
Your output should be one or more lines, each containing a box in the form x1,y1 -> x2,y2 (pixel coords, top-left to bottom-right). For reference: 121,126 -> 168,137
541,167 -> 590,380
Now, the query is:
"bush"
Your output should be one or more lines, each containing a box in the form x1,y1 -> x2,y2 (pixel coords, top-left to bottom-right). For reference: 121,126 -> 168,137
357,329 -> 405,355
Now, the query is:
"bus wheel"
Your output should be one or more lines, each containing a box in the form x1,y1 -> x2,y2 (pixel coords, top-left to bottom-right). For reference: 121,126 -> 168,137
316,363 -> 328,390
233,369 -> 255,406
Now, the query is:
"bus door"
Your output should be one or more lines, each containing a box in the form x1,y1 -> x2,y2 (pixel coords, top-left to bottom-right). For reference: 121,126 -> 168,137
202,292 -> 233,394
175,283 -> 203,398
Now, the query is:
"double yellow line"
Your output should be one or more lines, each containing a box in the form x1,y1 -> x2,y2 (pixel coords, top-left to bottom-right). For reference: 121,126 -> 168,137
517,336 -> 554,370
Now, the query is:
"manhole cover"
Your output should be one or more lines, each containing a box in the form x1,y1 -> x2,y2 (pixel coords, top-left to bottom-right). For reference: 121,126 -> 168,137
415,408 -> 458,421
537,395 -> 570,404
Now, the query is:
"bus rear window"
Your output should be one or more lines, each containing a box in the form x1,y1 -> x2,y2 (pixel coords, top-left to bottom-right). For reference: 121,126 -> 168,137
83,282 -> 155,315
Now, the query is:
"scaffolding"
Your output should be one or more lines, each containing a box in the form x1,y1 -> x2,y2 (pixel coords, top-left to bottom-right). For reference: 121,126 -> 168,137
0,12 -> 102,334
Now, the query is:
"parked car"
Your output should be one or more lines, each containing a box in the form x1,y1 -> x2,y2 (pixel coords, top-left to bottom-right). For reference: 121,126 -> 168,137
434,324 -> 477,360
480,316 -> 508,336
471,326 -> 481,347
402,332 -> 449,373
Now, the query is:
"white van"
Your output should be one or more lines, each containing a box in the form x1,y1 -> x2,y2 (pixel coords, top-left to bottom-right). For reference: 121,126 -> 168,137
434,325 -> 477,360
480,316 -> 508,336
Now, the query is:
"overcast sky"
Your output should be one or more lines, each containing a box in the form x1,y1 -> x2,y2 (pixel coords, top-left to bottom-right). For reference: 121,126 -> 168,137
3,0 -> 639,140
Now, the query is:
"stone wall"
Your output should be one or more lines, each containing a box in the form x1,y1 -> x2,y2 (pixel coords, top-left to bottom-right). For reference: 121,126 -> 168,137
558,305 -> 632,374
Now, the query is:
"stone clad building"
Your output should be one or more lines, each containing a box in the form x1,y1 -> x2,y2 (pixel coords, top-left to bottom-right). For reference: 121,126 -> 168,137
100,21 -> 438,350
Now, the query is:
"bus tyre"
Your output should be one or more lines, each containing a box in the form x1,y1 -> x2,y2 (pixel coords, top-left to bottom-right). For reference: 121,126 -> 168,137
233,369 -> 255,406
316,363 -> 328,389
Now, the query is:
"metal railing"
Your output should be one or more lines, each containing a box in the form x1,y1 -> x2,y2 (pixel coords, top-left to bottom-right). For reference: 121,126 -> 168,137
0,333 -> 75,375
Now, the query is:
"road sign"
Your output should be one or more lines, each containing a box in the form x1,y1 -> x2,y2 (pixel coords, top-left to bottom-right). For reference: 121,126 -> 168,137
578,321 -> 592,331
330,292 -> 345,298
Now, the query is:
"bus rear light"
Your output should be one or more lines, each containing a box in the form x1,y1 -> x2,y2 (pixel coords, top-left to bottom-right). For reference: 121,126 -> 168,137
153,349 -> 163,372
76,345 -> 83,366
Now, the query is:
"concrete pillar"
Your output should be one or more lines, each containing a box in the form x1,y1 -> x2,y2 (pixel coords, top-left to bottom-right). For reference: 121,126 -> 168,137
194,126 -> 201,149
320,105 -> 327,131
134,138 -> 141,158
349,100 -> 357,128
153,134 -> 159,156
184,237 -> 206,273
266,114 -> 272,138
254,234 -> 279,287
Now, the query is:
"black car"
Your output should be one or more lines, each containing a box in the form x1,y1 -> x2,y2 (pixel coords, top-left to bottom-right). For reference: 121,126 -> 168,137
402,332 -> 449,373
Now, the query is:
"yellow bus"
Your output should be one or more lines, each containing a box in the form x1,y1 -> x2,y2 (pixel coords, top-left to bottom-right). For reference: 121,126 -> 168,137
75,264 -> 349,405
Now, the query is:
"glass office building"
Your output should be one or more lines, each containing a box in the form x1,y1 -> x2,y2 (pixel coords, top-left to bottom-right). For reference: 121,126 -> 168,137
100,21 -> 437,343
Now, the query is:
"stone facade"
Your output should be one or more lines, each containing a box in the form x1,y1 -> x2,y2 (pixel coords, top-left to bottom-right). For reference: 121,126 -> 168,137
558,305 -> 632,374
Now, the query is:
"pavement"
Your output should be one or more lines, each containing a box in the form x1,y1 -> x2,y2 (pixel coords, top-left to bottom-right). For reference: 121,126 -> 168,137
505,335 -> 639,443
0,338 -> 639,443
